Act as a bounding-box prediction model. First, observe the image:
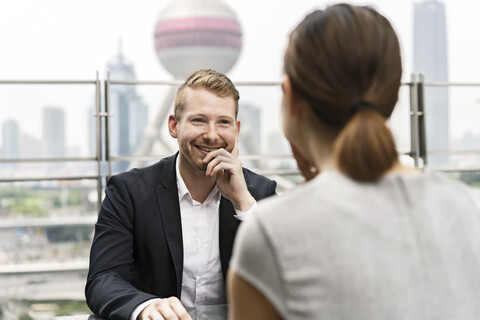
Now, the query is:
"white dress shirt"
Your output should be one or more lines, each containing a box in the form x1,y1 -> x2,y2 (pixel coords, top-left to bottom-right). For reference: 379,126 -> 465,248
177,161 -> 225,307
130,159 -> 254,320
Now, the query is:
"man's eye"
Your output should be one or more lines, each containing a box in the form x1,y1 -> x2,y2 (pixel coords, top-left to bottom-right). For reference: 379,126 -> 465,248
192,118 -> 205,123
219,120 -> 231,125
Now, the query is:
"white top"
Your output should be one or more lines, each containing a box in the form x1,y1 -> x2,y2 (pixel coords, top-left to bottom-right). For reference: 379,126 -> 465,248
231,170 -> 480,320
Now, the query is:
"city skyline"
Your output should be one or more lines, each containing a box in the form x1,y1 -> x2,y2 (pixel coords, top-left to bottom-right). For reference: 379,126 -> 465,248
1,0 -> 480,159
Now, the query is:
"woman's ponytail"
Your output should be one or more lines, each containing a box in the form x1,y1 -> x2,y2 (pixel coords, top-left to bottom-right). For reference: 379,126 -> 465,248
334,107 -> 398,182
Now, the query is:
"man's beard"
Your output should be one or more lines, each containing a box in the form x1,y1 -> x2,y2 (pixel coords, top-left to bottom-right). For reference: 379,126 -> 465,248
179,140 -> 229,172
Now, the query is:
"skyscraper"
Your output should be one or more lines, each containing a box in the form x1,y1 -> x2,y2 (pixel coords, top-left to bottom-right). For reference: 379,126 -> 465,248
107,48 -> 149,172
42,107 -> 65,158
238,103 -> 261,153
414,0 -> 449,160
237,102 -> 262,169
2,119 -> 20,159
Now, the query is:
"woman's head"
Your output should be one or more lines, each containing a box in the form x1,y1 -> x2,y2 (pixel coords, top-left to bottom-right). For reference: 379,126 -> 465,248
283,3 -> 402,181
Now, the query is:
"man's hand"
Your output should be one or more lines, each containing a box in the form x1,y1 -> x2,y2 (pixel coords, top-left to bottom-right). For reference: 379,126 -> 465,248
138,297 -> 191,320
202,142 -> 255,211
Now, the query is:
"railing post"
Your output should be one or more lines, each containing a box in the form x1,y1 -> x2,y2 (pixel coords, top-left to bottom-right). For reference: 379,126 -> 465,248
417,73 -> 428,166
409,73 -> 420,168
95,71 -> 103,212
104,71 -> 112,180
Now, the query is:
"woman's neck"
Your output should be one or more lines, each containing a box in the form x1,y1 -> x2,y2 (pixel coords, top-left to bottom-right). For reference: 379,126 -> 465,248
306,133 -> 336,173
387,162 -> 422,176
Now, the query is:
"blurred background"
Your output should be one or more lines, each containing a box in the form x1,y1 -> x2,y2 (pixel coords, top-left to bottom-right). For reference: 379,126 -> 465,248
1,0 -> 480,318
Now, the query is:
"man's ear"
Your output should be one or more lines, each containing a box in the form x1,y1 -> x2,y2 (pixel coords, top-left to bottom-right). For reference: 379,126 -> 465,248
236,120 -> 241,136
168,114 -> 178,138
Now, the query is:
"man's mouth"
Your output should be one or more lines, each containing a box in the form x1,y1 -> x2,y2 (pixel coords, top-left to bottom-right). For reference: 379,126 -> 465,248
196,146 -> 221,153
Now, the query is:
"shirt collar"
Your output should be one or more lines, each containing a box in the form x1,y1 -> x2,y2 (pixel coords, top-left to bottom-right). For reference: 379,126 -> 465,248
175,157 -> 220,204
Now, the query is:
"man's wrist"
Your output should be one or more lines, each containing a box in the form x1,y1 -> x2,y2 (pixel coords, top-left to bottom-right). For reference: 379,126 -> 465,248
234,201 -> 257,221
233,194 -> 256,212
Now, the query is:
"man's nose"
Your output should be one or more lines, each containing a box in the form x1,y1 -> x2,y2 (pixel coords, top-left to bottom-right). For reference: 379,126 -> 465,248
203,123 -> 218,141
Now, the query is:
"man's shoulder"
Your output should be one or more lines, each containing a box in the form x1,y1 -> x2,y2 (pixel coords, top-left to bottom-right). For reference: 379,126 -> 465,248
242,167 -> 277,197
108,154 -> 177,187
242,167 -> 273,183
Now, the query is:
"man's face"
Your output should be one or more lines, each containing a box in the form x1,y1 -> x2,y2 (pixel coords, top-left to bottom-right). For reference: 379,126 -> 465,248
168,87 -> 240,173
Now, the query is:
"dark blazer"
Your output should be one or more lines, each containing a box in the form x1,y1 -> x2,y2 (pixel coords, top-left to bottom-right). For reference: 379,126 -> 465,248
85,153 -> 277,320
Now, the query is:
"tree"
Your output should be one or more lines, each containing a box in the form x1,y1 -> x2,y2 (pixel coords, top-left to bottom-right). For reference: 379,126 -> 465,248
19,312 -> 33,320
459,171 -> 480,187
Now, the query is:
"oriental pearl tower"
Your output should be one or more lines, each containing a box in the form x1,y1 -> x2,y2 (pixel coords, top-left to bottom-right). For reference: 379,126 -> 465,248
154,0 -> 242,79
130,0 -> 243,167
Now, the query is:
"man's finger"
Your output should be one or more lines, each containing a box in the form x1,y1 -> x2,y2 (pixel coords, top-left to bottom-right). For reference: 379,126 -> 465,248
157,305 -> 177,320
169,299 -> 192,320
203,148 -> 229,164
150,311 -> 166,320
206,155 -> 241,176
209,162 -> 236,177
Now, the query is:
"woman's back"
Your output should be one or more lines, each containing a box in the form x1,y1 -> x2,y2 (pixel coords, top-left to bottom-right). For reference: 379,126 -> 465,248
232,171 -> 480,319
228,4 -> 480,320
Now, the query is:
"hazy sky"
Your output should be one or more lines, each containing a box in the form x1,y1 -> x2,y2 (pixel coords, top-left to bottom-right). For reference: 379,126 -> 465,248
1,0 -> 479,81
1,0 -> 479,154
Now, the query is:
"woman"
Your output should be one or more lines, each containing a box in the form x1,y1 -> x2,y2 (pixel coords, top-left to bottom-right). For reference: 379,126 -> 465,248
228,3 -> 480,320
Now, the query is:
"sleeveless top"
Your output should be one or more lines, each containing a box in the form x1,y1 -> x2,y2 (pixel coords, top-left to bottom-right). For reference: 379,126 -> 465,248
231,170 -> 480,319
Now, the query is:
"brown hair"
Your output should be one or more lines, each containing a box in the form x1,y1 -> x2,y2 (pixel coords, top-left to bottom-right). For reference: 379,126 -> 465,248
174,69 -> 240,119
284,4 -> 402,181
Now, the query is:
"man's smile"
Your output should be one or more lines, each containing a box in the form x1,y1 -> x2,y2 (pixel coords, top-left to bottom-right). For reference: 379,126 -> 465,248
195,145 -> 223,154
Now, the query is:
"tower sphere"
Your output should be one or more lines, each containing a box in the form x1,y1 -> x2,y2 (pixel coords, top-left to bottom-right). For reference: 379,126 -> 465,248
154,0 -> 242,79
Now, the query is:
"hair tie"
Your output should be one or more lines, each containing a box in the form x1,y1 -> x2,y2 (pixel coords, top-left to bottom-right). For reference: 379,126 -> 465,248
349,100 -> 378,115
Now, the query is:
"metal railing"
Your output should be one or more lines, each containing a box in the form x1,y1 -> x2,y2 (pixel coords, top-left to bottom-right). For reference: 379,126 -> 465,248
1,73 -> 480,274
1,73 -> 479,181
2,73 -> 480,209
0,74 -> 104,210
416,76 -> 480,170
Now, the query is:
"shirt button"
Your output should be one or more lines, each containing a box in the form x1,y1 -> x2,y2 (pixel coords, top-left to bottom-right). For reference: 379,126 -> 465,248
198,279 -> 203,284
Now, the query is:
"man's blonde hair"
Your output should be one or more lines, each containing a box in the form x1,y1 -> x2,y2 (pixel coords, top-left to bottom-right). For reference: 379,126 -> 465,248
174,69 -> 240,119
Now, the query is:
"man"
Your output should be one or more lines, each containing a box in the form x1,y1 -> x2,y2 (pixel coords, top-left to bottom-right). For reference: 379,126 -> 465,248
85,69 -> 277,320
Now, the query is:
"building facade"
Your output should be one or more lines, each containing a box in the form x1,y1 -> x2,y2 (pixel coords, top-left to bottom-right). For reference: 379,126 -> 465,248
107,50 -> 149,173
414,0 -> 449,161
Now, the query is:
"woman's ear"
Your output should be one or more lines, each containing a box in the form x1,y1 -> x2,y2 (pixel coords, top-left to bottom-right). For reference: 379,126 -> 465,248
283,76 -> 304,117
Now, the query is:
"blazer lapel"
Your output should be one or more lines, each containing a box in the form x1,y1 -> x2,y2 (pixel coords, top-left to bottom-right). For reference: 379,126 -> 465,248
156,154 -> 184,297
219,197 -> 241,280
